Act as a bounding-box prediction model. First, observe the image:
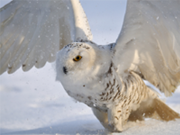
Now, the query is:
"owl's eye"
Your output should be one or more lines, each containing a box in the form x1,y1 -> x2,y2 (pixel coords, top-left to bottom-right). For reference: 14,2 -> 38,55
73,55 -> 82,62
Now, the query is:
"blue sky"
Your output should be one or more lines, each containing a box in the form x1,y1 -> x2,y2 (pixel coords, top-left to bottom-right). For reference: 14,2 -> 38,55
80,0 -> 126,44
0,0 -> 12,7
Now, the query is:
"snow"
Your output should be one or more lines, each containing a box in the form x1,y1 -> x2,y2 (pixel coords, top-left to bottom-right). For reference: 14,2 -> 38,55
0,0 -> 180,135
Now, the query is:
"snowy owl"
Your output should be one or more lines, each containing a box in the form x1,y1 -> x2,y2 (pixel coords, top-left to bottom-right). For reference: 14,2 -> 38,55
0,0 -> 180,132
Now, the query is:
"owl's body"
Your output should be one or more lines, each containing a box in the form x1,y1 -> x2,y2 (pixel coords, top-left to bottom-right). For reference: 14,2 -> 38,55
56,41 -> 179,131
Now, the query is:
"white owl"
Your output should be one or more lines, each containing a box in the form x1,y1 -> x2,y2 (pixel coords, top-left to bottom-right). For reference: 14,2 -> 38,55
0,0 -> 180,132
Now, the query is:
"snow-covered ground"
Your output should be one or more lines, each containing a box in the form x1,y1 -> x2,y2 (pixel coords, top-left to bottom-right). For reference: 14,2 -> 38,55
0,0 -> 180,135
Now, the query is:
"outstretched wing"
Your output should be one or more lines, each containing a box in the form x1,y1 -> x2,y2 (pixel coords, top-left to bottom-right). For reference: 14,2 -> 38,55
0,0 -> 92,74
113,0 -> 180,96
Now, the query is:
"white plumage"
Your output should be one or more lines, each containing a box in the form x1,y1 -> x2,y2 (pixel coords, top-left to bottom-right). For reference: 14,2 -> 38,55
0,0 -> 180,132
0,0 -> 92,74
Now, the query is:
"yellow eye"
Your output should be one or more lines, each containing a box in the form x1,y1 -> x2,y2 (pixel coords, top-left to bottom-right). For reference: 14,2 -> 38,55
73,55 -> 82,62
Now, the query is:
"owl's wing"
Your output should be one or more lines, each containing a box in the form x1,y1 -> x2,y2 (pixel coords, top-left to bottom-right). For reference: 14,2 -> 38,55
113,0 -> 180,96
0,0 -> 92,74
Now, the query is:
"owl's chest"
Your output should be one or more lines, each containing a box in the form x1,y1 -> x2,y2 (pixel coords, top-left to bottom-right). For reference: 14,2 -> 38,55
63,71 -> 123,109
64,77 -> 105,105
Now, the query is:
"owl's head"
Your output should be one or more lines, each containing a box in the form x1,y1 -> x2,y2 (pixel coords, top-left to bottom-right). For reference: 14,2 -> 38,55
56,40 -> 112,93
56,41 -> 112,89
57,41 -> 96,72
56,41 -> 100,84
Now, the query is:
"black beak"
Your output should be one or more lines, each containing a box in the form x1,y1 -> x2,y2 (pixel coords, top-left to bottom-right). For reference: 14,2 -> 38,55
63,66 -> 68,74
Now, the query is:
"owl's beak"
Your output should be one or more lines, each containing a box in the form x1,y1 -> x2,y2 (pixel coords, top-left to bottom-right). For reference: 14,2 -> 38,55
63,66 -> 68,74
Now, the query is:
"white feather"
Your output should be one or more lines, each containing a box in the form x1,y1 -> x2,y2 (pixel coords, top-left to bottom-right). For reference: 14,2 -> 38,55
114,0 -> 180,96
0,0 -> 92,74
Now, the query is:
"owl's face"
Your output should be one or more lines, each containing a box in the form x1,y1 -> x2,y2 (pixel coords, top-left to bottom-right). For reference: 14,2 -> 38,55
56,42 -> 98,85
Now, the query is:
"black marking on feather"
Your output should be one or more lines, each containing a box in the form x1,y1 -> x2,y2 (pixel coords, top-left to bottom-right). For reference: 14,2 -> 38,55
77,39 -> 97,45
63,66 -> 68,74
107,62 -> 113,74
